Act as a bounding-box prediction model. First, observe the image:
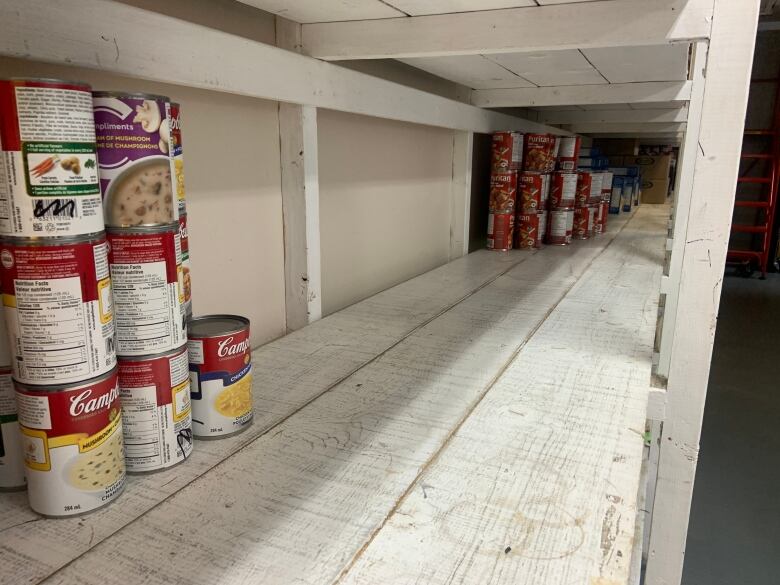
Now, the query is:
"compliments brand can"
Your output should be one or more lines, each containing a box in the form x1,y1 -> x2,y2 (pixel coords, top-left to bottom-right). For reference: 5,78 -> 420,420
556,136 -> 581,171
0,234 -> 116,385
487,211 -> 514,251
0,78 -> 104,237
93,92 -> 177,227
573,206 -> 591,239
188,315 -> 252,439
178,213 -> 192,318
107,223 -> 186,356
0,368 -> 25,491
16,368 -> 125,517
118,346 -> 193,472
515,213 -> 542,249
519,172 -> 550,213
576,172 -> 592,207
547,208 -> 574,246
491,131 -> 523,172
550,172 -> 577,209
489,170 -> 517,212
523,134 -> 557,173
170,102 -> 187,217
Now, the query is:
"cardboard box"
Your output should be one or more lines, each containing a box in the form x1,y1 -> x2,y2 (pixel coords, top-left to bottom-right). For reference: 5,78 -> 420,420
641,177 -> 670,204
630,154 -> 672,180
593,138 -> 640,156
608,156 -> 627,167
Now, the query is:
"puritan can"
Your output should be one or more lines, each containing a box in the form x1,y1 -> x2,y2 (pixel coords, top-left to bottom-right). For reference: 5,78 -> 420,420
15,368 -> 125,517
546,207 -> 574,246
591,204 -> 602,235
169,102 -> 186,218
550,172 -> 577,209
573,206 -> 591,240
118,345 -> 193,473
93,92 -> 177,227
576,171 -> 592,207
589,172 -> 604,204
489,170 -> 517,212
179,213 -> 192,318
523,134 -> 557,173
107,223 -> 186,356
556,136 -> 581,172
487,211 -> 514,251
491,131 -> 523,172
188,315 -> 252,439
0,78 -> 104,237
0,368 -> 25,491
0,233 -> 116,386
515,213 -> 542,249
518,172 -> 547,213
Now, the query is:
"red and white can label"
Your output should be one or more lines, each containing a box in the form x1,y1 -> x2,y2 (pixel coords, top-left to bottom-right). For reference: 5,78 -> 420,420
573,206 -> 591,239
178,214 -> 192,317
600,171 -> 613,202
119,347 -> 193,472
188,329 -> 253,438
0,79 -> 104,237
491,131 -> 523,172
589,205 -> 601,235
556,136 -> 581,172
600,201 -> 610,231
0,237 -> 116,385
550,172 -> 577,209
547,208 -> 574,245
487,212 -> 514,251
589,172 -> 604,205
170,103 -> 187,218
515,213 -> 542,249
519,172 -> 551,213
524,134 -> 557,173
0,369 -> 25,491
108,228 -> 185,356
489,170 -> 517,212
576,172 -> 592,207
16,370 -> 126,517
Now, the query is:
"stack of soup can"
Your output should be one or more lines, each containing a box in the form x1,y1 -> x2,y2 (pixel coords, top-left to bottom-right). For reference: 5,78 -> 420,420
0,78 -> 125,516
546,136 -> 579,245
514,134 -> 558,249
93,91 -> 194,476
487,132 -> 522,251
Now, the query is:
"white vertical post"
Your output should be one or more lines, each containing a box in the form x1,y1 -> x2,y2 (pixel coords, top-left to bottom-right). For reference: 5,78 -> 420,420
644,2 -> 759,584
450,131 -> 474,259
278,17 -> 323,331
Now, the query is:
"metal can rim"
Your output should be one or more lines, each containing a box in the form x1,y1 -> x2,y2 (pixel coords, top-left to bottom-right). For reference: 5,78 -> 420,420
14,366 -> 117,394
0,231 -> 106,246
92,90 -> 171,102
106,222 -> 179,235
187,314 -> 251,339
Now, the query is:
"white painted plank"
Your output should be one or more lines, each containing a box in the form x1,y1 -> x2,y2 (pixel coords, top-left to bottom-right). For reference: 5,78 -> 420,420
583,44 -> 691,84
472,81 -> 693,108
568,122 -> 687,134
302,0 -> 713,60
389,0 -> 536,15
399,55 -> 535,89
645,1 -> 760,583
487,50 -> 607,86
580,103 -> 634,111
539,108 -> 688,124
449,132 -> 473,260
0,0 -> 563,135
24,216 -> 639,585
236,0 -> 406,23
339,205 -> 667,585
629,101 -> 690,110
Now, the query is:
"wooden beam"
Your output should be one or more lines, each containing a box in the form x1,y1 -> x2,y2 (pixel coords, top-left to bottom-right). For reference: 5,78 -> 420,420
0,0 -> 566,135
644,2 -> 760,584
568,122 -> 687,134
539,108 -> 688,125
449,132 -> 474,260
472,81 -> 693,108
302,0 -> 712,60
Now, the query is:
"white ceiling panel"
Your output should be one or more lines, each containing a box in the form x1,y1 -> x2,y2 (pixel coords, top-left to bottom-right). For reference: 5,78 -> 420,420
529,105 -> 585,111
583,44 -> 690,83
579,103 -> 634,110
386,1 -> 535,15
400,55 -> 535,89
487,50 -> 607,86
236,0 -> 404,23
629,101 -> 690,109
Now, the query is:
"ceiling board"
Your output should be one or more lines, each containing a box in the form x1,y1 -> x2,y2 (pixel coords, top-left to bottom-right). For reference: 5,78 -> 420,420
386,1 -> 535,16
579,103 -> 634,110
529,105 -> 585,111
583,44 -> 690,83
236,0 -> 404,23
629,101 -> 689,109
487,50 -> 607,86
400,55 -> 535,89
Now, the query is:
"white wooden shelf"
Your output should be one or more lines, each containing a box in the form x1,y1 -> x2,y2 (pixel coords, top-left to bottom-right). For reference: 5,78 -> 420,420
0,206 -> 665,585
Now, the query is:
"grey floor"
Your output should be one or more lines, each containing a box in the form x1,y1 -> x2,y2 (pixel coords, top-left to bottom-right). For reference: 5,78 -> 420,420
681,273 -> 780,585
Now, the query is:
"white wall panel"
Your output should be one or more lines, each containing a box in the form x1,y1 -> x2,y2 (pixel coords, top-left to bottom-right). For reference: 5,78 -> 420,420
584,44 -> 690,83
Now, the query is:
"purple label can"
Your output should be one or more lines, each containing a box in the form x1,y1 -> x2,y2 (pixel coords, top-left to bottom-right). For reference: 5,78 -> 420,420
93,92 -> 177,228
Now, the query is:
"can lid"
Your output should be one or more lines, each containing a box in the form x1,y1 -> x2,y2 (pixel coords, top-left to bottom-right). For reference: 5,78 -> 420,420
2,77 -> 91,89
0,231 -> 106,246
188,315 -> 250,338
92,90 -> 171,102
15,366 -> 117,394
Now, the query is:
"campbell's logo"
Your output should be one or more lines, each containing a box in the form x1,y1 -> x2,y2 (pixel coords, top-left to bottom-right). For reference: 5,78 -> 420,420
179,221 -> 188,239
1,249 -> 14,269
217,336 -> 250,358
69,383 -> 120,417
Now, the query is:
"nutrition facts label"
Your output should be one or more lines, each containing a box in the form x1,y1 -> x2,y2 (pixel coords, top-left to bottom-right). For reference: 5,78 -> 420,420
15,86 -> 96,143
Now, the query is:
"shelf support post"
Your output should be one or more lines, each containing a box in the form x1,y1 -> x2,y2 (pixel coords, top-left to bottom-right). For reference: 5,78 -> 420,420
450,131 -> 474,259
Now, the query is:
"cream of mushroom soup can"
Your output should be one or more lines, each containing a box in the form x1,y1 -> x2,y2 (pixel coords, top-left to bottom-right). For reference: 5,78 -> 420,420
188,315 -> 252,439
118,345 -> 193,473
0,78 -> 104,237
0,368 -> 26,491
0,233 -> 116,385
107,223 -> 186,356
15,368 -> 125,517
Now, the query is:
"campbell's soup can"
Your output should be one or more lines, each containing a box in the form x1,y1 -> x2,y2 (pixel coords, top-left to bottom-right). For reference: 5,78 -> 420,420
515,213 -> 542,249
0,234 -> 116,385
575,172 -> 592,207
118,345 -> 193,473
489,170 -> 517,212
107,223 -> 186,356
93,92 -> 177,228
589,172 -> 604,205
487,211 -> 514,251
550,172 -> 577,209
523,134 -> 557,173
518,172 -> 550,213
179,213 -> 192,318
546,208 -> 574,246
556,136 -> 581,172
0,368 -> 25,491
16,368 -> 126,517
573,206 -> 591,240
0,78 -> 104,237
591,205 -> 602,235
188,315 -> 252,439
600,201 -> 610,231
600,171 -> 613,202
170,102 -> 187,218
491,131 -> 523,172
